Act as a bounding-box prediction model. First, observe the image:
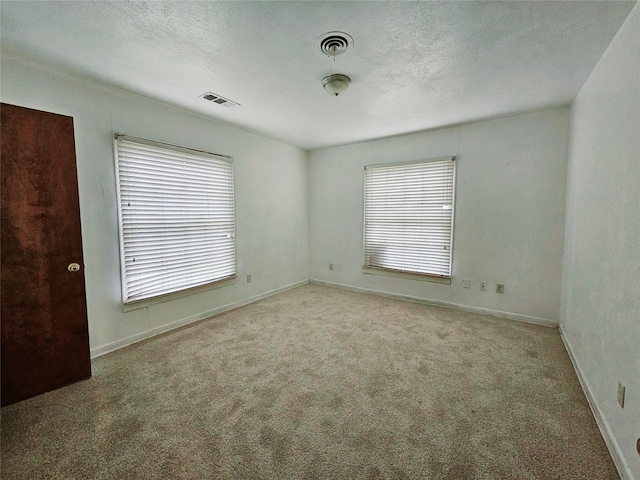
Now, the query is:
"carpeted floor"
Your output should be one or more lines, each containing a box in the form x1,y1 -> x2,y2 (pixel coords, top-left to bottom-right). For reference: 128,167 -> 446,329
1,284 -> 618,479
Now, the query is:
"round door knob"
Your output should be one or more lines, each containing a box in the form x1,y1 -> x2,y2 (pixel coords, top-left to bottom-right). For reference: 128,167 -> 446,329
68,263 -> 81,272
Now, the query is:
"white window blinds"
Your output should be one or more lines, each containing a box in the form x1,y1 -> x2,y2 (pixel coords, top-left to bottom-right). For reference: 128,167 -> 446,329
114,135 -> 236,304
364,157 -> 456,278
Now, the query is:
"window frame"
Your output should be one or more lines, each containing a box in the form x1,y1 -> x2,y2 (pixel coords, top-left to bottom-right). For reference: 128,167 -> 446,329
362,156 -> 457,283
113,134 -> 237,308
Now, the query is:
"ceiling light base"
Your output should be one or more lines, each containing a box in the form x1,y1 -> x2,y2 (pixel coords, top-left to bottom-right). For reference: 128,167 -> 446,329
322,74 -> 351,97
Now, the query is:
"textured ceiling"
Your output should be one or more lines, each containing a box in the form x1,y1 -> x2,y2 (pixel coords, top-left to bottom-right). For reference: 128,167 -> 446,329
0,1 -> 635,150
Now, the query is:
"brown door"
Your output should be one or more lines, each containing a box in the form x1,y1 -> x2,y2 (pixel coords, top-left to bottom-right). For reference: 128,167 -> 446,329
1,103 -> 91,407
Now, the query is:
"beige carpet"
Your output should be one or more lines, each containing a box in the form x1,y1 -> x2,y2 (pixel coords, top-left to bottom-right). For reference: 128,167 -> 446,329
1,284 -> 618,479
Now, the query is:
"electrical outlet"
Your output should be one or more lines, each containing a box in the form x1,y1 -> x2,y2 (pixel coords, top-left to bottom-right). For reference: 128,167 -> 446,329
329,263 -> 334,271
617,382 -> 625,408
246,274 -> 251,283
480,281 -> 487,291
496,284 -> 504,294
463,279 -> 470,289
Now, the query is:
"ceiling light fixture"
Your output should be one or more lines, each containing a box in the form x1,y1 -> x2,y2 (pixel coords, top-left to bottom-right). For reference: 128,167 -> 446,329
322,74 -> 351,97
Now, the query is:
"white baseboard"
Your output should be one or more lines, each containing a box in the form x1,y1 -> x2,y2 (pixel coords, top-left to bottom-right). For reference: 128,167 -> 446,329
310,278 -> 557,327
91,278 -> 554,358
90,279 -> 309,359
559,328 -> 632,480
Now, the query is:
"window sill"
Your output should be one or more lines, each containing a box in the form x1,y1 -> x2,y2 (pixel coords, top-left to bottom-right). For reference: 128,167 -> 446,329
122,276 -> 237,312
362,267 -> 451,285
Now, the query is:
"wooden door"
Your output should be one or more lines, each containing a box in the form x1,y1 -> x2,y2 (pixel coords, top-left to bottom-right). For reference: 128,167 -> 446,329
1,103 -> 91,407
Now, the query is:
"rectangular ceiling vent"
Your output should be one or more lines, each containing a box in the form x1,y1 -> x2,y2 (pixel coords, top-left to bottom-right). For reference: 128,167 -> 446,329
200,92 -> 240,108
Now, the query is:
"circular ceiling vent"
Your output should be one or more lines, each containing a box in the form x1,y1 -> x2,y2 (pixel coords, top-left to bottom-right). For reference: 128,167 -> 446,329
317,31 -> 353,58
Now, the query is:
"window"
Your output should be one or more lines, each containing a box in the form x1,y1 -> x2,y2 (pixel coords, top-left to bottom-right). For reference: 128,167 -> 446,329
363,157 -> 456,279
114,135 -> 236,304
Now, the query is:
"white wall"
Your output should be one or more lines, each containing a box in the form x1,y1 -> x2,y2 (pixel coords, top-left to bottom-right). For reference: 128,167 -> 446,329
561,3 -> 640,478
309,109 -> 569,324
0,53 -> 310,356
